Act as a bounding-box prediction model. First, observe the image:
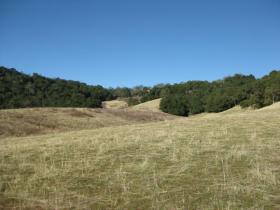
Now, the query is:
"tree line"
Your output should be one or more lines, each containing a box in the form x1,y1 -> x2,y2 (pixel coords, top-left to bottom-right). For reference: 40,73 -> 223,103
0,67 -> 113,108
1,66 -> 280,116
158,71 -> 280,116
0,66 -> 153,109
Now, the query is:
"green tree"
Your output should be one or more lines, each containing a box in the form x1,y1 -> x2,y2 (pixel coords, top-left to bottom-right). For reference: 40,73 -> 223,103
160,95 -> 189,116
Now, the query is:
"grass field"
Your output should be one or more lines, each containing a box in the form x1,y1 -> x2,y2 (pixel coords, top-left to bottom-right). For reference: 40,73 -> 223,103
0,103 -> 280,209
102,100 -> 128,109
0,107 -> 173,138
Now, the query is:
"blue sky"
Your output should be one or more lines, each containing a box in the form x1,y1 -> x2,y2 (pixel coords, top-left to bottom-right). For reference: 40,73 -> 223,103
0,0 -> 279,87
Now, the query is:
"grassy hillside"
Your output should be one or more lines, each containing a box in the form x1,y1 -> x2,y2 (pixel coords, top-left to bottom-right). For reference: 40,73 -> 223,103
102,100 -> 128,109
131,98 -> 161,112
0,107 -> 174,138
0,104 -> 280,209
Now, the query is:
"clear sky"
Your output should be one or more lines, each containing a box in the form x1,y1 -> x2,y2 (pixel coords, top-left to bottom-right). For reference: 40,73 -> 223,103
0,0 -> 279,87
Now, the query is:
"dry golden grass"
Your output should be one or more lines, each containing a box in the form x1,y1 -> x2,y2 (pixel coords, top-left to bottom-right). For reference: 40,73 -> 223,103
102,100 -> 128,109
0,104 -> 280,209
0,107 -> 174,138
131,98 -> 162,112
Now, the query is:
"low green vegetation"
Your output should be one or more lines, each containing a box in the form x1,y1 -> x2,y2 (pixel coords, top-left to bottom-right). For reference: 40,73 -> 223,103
160,95 -> 189,116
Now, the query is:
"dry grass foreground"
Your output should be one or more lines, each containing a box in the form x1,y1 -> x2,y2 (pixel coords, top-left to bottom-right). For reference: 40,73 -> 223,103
0,104 -> 280,209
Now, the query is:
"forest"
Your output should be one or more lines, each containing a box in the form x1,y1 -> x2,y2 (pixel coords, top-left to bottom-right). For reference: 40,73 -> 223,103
157,71 -> 280,116
0,67 -> 114,108
1,66 -> 280,116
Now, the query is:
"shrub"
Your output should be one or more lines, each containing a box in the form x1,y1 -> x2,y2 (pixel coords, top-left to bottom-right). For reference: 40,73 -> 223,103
160,95 -> 189,116
188,95 -> 205,115
206,94 -> 234,112
240,99 -> 252,108
128,98 -> 141,106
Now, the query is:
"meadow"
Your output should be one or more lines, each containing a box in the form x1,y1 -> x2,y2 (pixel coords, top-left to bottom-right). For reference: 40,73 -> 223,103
0,101 -> 280,209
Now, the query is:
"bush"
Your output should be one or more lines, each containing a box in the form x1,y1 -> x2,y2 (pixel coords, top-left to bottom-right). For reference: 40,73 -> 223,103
206,94 -> 234,112
127,97 -> 141,106
188,95 -> 205,115
240,99 -> 251,108
240,96 -> 257,108
160,95 -> 189,116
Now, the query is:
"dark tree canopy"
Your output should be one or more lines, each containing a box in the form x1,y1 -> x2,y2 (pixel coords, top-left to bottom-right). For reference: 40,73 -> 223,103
0,67 -> 113,109
155,72 -> 280,116
160,95 -> 189,116
1,66 -> 280,116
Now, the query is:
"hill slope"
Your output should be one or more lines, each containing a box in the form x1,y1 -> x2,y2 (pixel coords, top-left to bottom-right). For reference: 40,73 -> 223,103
1,104 -> 280,209
131,98 -> 162,112
0,107 -> 174,138
102,100 -> 128,109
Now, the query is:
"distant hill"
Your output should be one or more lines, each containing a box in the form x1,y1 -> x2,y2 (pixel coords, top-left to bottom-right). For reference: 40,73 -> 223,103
0,66 -> 113,109
1,66 -> 280,117
131,98 -> 161,112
